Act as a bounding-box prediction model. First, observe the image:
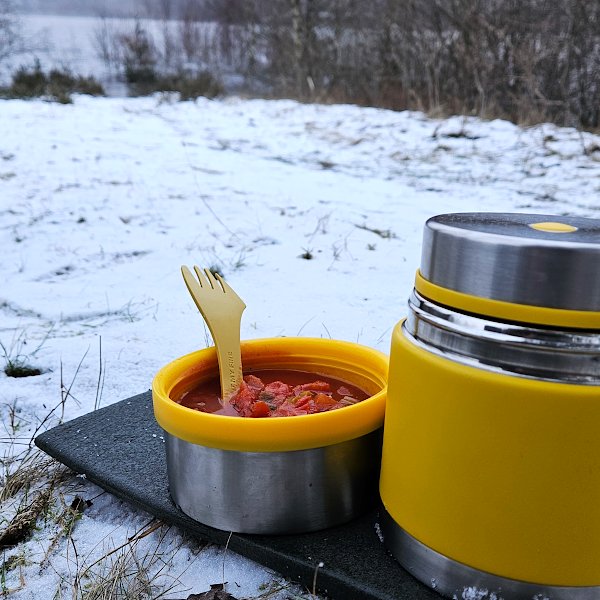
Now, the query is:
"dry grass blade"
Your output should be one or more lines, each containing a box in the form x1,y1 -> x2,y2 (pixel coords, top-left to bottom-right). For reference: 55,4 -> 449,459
78,520 -> 164,579
73,522 -> 183,600
0,450 -> 71,549
0,486 -> 52,547
1,450 -> 58,502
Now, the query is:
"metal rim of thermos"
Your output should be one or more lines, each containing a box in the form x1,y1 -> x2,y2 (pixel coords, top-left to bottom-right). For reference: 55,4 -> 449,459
406,290 -> 600,385
380,510 -> 600,600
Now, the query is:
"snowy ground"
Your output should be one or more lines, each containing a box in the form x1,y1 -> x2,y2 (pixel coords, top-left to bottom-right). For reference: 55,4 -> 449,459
1,94 -> 600,599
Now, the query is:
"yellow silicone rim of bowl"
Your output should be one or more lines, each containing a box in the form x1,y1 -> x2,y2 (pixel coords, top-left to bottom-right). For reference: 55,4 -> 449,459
415,270 -> 600,330
152,337 -> 388,452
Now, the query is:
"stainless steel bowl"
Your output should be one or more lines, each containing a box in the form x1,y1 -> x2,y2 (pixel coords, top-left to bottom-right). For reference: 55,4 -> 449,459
153,337 -> 388,534
166,429 -> 382,534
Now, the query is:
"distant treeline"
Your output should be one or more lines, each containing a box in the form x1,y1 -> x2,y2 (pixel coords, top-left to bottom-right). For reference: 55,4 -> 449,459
206,0 -> 600,129
16,0 -> 209,19
28,0 -> 599,129
16,0 -> 137,17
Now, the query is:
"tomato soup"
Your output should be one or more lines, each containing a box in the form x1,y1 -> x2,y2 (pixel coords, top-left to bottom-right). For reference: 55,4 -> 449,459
178,369 -> 369,418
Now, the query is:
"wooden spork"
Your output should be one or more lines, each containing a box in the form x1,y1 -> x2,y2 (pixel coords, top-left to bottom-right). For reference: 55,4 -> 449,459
181,266 -> 246,399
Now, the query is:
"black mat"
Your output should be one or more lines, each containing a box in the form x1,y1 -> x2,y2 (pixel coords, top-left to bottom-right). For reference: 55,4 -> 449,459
35,391 -> 438,600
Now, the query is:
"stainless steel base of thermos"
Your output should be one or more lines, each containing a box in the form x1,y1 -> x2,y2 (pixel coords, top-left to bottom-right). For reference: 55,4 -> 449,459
380,510 -> 600,600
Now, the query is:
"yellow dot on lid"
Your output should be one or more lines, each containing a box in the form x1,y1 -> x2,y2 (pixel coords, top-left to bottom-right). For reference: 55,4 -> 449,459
529,221 -> 578,233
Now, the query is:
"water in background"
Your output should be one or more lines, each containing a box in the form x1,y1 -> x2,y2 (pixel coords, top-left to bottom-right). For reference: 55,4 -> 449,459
4,15 -> 110,86
3,14 -> 225,96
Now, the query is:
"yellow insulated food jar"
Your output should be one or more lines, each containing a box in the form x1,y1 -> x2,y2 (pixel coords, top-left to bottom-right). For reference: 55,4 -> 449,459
380,213 -> 600,599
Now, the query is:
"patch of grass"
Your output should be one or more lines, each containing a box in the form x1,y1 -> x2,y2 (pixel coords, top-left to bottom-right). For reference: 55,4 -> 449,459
299,248 -> 314,260
208,264 -> 225,279
584,142 -> 600,156
40,494 -> 91,567
174,71 -> 224,101
1,549 -> 27,595
1,451 -> 62,504
0,486 -> 53,547
0,443 -> 70,555
129,70 -> 224,100
0,331 -> 49,379
58,496 -> 90,538
54,72 -> 104,97
4,399 -> 22,436
229,248 -> 249,272
0,347 -> 111,593
318,160 -> 335,170
10,63 -> 46,97
4,362 -> 42,378
73,522 -> 181,600
2,551 -> 26,574
355,223 -> 396,239
0,62 -> 105,104
432,121 -> 481,141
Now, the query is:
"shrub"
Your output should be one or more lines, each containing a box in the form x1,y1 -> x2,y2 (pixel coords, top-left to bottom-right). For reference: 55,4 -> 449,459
1,62 -> 105,103
9,62 -> 46,98
72,75 -> 105,96
211,0 -> 600,129
121,22 -> 158,85
127,70 -> 223,100
47,68 -> 77,103
163,70 -> 223,100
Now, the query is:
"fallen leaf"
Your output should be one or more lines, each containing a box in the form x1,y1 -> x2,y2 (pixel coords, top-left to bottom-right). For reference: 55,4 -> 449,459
182,583 -> 239,600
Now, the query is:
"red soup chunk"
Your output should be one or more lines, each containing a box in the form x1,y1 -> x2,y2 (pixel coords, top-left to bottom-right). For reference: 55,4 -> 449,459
178,369 -> 370,418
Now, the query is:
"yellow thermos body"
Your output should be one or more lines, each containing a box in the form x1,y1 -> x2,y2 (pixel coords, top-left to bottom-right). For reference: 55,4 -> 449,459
380,213 -> 600,599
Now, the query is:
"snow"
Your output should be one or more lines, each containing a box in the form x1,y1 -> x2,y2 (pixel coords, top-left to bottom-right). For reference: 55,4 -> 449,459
1,93 -> 599,598
454,588 -> 501,600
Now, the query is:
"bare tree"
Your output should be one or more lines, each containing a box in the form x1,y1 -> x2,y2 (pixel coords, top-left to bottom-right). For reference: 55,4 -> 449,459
90,0 -> 600,128
92,12 -> 123,73
0,0 -> 21,64
366,0 -> 600,126
120,20 -> 157,83
554,0 -> 600,127
139,0 -> 179,71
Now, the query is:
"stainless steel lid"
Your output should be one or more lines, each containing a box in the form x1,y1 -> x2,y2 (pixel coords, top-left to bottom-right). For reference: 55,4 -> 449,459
421,213 -> 600,312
